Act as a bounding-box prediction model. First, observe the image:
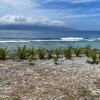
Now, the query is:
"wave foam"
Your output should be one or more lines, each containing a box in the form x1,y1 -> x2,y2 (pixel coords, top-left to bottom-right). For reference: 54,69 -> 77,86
61,37 -> 84,41
0,37 -> 100,43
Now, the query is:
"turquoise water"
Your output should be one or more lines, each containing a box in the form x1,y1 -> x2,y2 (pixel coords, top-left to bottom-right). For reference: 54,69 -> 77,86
0,30 -> 100,50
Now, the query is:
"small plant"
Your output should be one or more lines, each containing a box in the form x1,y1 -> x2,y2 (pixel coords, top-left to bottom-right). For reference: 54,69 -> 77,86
84,46 -> 91,57
27,48 -> 35,65
90,49 -> 98,64
0,48 -> 8,60
64,47 -> 72,59
38,48 -> 46,59
74,47 -> 82,57
28,54 -> 34,65
54,49 -> 61,58
16,46 -> 27,60
47,50 -> 53,59
98,54 -> 100,62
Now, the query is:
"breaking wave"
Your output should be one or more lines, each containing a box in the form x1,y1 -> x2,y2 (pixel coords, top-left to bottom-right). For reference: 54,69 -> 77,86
0,37 -> 100,43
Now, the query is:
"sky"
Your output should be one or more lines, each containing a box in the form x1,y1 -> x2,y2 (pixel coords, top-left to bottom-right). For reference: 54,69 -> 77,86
0,0 -> 100,30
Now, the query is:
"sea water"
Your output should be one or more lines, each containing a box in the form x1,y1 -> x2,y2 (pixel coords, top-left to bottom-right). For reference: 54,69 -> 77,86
0,30 -> 100,50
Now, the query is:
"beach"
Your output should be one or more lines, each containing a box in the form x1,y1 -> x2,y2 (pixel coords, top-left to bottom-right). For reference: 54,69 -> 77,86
1,0 -> 100,100
0,57 -> 100,100
0,31 -> 100,100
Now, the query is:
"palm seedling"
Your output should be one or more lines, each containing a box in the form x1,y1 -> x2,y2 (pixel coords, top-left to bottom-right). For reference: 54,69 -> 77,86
98,54 -> 100,62
27,48 -> 35,65
83,46 -> 91,58
38,48 -> 46,59
47,50 -> 53,59
54,49 -> 61,58
64,47 -> 72,59
74,47 -> 82,57
0,48 -> 8,60
90,49 -> 98,64
16,46 -> 27,60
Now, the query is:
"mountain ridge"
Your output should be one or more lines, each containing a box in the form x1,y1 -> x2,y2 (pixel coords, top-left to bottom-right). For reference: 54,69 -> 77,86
0,24 -> 78,32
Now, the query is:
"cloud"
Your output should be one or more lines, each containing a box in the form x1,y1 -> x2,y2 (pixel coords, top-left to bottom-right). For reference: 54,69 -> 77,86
66,0 -> 97,4
66,14 -> 100,18
44,0 -> 98,4
0,0 -> 35,9
0,15 -> 64,25
1,0 -> 97,11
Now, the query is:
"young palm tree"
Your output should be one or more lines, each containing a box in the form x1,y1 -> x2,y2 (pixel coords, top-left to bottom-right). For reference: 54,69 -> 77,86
90,49 -> 98,64
0,48 -> 8,60
74,47 -> 82,57
83,45 -> 91,58
38,48 -> 46,59
64,47 -> 72,59
27,48 -> 35,65
98,53 -> 100,62
47,50 -> 53,59
16,46 -> 27,60
54,49 -> 61,58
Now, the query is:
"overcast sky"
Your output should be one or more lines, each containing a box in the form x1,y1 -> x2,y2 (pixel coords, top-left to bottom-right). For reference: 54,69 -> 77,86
0,0 -> 100,30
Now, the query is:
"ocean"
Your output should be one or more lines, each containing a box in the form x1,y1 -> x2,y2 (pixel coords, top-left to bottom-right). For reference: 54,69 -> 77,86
0,30 -> 100,50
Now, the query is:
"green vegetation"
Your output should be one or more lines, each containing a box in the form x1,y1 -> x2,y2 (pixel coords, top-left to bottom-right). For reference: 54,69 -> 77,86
0,48 -> 8,60
0,45 -> 100,65
74,47 -> 82,57
47,50 -> 53,59
38,48 -> 46,59
27,48 -> 35,64
16,46 -> 27,60
90,49 -> 98,64
83,46 -> 92,57
64,47 -> 72,59
54,49 -> 61,58
98,54 -> 100,62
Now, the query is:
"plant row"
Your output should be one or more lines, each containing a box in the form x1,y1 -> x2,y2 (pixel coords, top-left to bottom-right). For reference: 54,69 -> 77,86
0,46 -> 100,64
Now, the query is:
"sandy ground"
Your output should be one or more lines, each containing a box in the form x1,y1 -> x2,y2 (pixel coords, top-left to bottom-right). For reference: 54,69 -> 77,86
0,57 -> 100,100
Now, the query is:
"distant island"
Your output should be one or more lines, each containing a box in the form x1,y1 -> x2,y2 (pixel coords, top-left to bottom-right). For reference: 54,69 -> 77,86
0,24 -> 78,32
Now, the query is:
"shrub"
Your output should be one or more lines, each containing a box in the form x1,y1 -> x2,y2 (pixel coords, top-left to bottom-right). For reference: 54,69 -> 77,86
27,48 -> 35,64
16,46 -> 27,60
64,47 -> 72,59
28,55 -> 34,65
0,48 -> 8,60
90,49 -> 98,64
83,46 -> 92,57
98,54 -> 100,62
47,50 -> 53,59
38,48 -> 46,59
54,49 -> 61,58
74,47 -> 82,57
27,48 -> 35,57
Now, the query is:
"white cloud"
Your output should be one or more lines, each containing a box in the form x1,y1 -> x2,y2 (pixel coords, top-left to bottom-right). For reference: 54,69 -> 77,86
0,15 -> 64,25
0,0 -> 97,10
45,0 -> 98,4
0,0 -> 35,9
